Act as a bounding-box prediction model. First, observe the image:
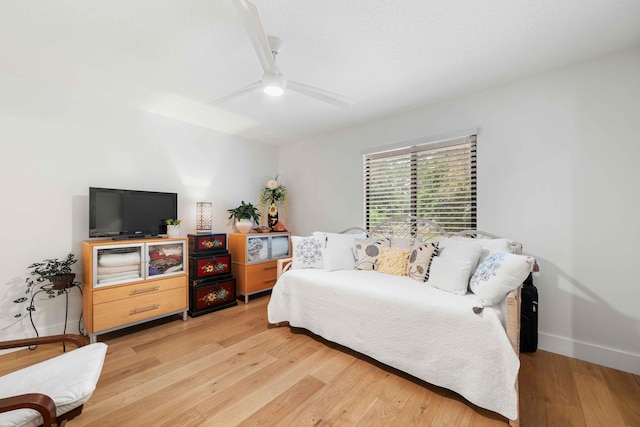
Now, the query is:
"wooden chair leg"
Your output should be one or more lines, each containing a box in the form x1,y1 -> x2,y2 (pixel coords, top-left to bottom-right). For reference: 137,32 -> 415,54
58,404 -> 84,426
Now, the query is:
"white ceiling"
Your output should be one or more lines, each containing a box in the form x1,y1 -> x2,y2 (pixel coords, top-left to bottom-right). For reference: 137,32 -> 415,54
2,1 -> 640,145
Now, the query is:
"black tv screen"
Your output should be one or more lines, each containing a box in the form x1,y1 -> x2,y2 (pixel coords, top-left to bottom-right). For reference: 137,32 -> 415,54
89,187 -> 178,238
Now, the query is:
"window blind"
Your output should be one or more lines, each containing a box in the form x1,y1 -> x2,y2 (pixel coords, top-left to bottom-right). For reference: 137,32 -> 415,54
364,135 -> 477,233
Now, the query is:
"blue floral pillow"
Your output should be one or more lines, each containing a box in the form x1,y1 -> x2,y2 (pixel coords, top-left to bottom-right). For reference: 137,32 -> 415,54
292,236 -> 324,269
470,251 -> 535,306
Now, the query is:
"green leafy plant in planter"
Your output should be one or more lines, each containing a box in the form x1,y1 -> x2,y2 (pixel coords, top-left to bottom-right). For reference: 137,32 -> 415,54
165,219 -> 181,226
25,253 -> 79,293
227,201 -> 261,233
17,253 -> 81,338
227,201 -> 261,224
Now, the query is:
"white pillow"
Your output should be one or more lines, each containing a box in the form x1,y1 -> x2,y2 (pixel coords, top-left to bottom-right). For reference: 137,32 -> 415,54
321,246 -> 356,271
313,231 -> 366,272
470,251 -> 535,306
449,236 -> 513,264
426,238 -> 482,294
478,238 -> 512,264
291,235 -> 324,269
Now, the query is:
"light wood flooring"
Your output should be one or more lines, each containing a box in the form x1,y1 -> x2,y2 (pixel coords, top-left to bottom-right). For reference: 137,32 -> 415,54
2,295 -> 639,426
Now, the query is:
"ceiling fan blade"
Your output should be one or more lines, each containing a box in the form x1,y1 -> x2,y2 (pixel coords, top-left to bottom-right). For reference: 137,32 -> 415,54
234,0 -> 278,75
210,80 -> 261,104
287,81 -> 355,108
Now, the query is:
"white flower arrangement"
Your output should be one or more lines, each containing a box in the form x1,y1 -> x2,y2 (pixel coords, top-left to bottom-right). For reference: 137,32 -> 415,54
266,179 -> 278,190
259,176 -> 287,204
258,176 -> 289,227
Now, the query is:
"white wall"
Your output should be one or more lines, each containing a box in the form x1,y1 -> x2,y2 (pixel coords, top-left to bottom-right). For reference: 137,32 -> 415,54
0,71 -> 277,341
278,47 -> 640,374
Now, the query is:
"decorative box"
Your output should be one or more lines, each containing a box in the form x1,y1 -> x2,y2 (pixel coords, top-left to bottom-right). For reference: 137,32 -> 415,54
189,253 -> 232,281
189,277 -> 237,317
188,233 -> 227,254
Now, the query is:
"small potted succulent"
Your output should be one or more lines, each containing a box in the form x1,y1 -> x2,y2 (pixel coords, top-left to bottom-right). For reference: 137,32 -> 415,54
165,219 -> 181,237
227,201 -> 261,233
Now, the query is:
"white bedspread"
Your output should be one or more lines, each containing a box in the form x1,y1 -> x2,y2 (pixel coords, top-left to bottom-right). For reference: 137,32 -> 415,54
267,269 -> 519,420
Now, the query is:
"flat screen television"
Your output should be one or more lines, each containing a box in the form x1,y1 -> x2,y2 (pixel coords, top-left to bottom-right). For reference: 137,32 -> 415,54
89,187 -> 178,238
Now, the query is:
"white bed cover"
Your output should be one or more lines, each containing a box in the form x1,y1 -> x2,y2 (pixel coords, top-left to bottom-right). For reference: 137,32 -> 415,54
267,268 -> 519,420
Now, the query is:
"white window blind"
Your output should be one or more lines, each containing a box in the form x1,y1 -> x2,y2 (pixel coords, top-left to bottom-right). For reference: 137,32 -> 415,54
364,135 -> 477,233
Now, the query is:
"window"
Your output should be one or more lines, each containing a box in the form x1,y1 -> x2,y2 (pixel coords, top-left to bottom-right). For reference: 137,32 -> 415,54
363,135 -> 477,233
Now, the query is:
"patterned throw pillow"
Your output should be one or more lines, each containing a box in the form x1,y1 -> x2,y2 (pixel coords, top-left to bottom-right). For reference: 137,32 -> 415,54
469,251 -> 535,306
353,238 -> 391,270
377,247 -> 410,276
407,242 -> 438,281
291,236 -> 323,269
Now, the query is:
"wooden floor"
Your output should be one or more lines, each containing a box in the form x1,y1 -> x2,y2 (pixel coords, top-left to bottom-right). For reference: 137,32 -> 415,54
2,295 -> 639,427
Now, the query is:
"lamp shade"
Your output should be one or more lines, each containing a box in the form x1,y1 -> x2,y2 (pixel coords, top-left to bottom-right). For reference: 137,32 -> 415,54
196,202 -> 212,233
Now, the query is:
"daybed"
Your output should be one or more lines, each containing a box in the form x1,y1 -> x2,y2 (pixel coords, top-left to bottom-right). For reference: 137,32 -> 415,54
268,217 -> 534,426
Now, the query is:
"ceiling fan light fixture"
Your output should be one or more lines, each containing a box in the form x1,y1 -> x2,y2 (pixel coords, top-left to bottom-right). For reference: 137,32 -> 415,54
262,72 -> 285,96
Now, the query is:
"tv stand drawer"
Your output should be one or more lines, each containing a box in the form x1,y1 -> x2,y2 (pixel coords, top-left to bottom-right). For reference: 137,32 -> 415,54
93,286 -> 187,332
93,276 -> 185,304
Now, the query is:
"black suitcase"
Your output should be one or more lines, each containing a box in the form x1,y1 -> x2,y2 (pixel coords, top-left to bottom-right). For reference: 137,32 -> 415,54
520,273 -> 538,352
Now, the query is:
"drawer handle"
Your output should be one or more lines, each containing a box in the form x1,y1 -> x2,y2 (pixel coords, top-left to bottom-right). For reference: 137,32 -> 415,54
130,304 -> 160,314
264,266 -> 277,270
264,279 -> 276,284
130,286 -> 160,295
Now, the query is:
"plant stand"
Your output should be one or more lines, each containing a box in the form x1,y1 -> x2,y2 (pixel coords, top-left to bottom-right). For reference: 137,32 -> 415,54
28,281 -> 81,351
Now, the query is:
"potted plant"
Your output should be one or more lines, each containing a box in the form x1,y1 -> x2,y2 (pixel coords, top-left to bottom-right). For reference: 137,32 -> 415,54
227,201 -> 261,233
165,219 -> 181,237
25,253 -> 78,292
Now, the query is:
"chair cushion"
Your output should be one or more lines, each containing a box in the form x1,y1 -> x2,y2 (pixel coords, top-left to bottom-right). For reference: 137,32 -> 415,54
0,342 -> 107,427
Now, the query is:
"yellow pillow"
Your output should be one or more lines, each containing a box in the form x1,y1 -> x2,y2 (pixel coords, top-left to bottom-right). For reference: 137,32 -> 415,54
377,247 -> 410,276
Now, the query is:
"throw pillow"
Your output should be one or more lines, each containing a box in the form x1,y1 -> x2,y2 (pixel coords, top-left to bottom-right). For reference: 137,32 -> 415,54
407,242 -> 438,282
377,247 -> 410,276
470,251 -> 535,306
321,246 -> 357,272
449,236 -> 514,264
315,231 -> 366,271
291,235 -> 324,269
353,238 -> 391,270
426,238 -> 482,294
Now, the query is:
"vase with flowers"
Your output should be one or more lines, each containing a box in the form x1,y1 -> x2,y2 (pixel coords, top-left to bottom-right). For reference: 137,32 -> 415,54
259,176 -> 288,231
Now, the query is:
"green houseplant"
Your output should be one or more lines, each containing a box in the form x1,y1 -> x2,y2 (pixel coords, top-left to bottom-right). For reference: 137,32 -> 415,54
15,253 -> 81,345
25,253 -> 78,292
227,201 -> 261,233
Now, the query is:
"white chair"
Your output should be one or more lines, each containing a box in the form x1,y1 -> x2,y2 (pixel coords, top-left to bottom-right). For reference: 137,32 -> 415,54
0,334 -> 107,427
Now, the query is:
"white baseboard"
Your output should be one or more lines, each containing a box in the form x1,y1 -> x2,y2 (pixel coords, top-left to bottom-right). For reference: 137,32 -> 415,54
539,332 -> 640,375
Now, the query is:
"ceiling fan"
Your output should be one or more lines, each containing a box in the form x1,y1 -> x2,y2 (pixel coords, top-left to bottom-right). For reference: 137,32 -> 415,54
215,0 -> 355,108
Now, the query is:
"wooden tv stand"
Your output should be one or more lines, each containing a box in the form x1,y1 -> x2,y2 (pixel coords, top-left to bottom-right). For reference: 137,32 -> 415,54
82,237 -> 188,343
